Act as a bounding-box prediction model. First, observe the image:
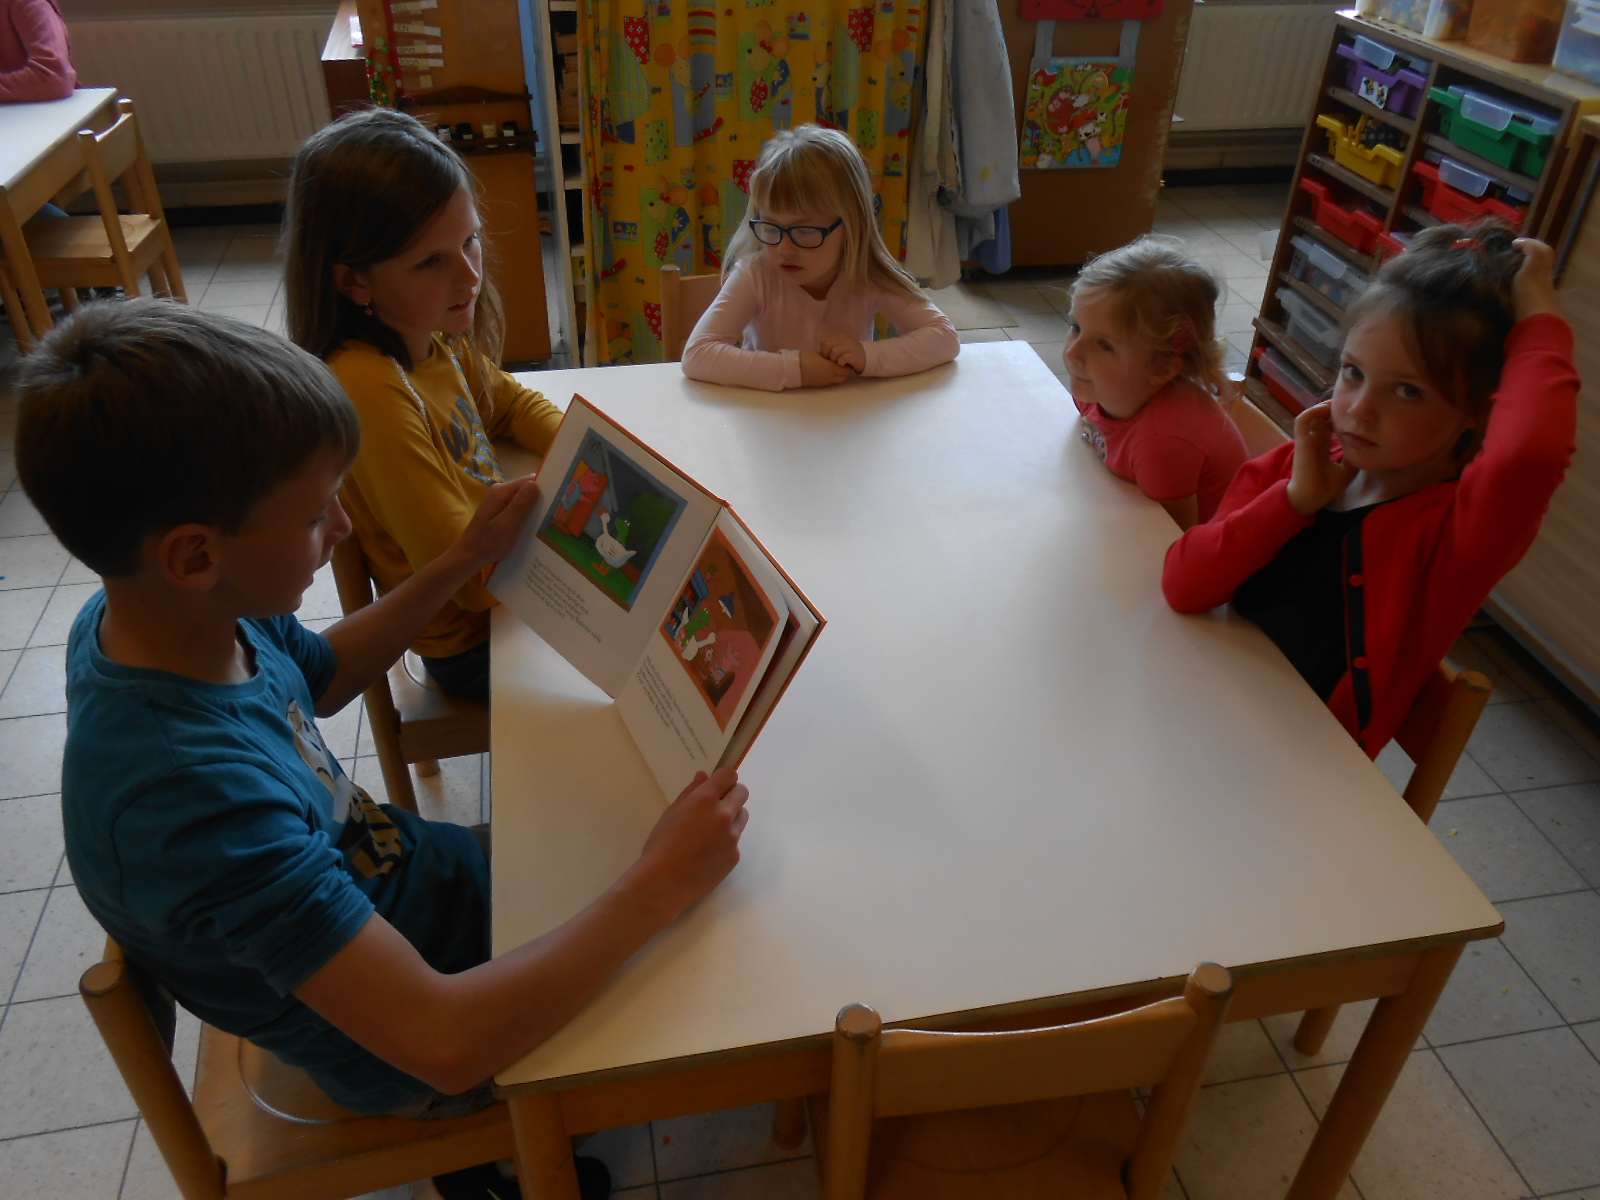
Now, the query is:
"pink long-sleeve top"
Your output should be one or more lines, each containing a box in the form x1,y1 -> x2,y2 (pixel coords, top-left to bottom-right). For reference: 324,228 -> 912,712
0,0 -> 76,103
681,256 -> 959,391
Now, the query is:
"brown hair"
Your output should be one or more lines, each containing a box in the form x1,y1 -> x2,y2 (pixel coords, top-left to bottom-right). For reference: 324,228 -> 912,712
723,124 -> 921,300
15,299 -> 359,578
283,107 -> 505,371
1343,221 -> 1520,459
1070,235 -> 1227,398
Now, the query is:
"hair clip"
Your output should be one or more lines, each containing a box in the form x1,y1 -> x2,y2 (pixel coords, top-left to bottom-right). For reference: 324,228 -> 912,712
1169,321 -> 1197,356
1451,237 -> 1479,251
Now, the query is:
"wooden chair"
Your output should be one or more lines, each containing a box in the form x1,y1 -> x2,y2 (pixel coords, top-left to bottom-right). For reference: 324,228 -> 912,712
80,939 -> 511,1200
23,98 -> 186,310
330,534 -> 489,815
1292,660 -> 1492,1054
658,263 -> 721,362
0,260 -> 35,351
1226,391 -> 1291,458
810,962 -> 1234,1200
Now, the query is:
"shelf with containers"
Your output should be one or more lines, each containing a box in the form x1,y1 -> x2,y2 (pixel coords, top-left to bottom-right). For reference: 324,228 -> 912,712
1244,9 -> 1600,431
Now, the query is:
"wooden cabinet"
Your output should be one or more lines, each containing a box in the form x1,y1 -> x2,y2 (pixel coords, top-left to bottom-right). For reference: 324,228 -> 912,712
1490,113 -> 1600,710
348,0 -> 552,363
1244,10 -> 1600,430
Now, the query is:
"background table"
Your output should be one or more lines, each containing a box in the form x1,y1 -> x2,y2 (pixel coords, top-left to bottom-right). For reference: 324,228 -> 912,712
0,87 -> 119,344
492,341 -> 1502,1199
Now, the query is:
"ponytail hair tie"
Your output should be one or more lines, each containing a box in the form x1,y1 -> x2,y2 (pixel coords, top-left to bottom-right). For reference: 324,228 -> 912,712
1452,237 -> 1479,251
1169,320 -> 1197,356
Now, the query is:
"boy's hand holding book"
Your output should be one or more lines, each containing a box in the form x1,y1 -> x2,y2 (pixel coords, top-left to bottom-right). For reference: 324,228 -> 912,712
449,476 -> 541,580
632,766 -> 752,921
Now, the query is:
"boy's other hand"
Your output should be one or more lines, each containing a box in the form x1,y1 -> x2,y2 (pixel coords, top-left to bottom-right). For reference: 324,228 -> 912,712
1287,401 -> 1357,518
637,767 -> 750,919
455,476 -> 540,572
1511,238 -> 1560,323
818,335 -> 867,373
799,350 -> 855,388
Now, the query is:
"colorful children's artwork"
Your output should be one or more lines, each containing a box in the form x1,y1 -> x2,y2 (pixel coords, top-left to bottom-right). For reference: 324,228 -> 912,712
1019,58 -> 1132,169
659,529 -> 782,729
537,433 -> 688,610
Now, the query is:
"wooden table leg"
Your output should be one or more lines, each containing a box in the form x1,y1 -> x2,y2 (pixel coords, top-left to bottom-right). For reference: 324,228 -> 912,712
1285,943 -> 1462,1200
508,1092 -> 582,1200
0,202 -> 53,343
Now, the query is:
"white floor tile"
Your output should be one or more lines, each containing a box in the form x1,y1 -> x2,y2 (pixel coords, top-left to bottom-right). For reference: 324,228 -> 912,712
653,1102 -> 811,1183
0,586 -> 50,650
1439,1027 -> 1600,1195
1375,739 -> 1499,801
656,1157 -> 818,1200
14,884 -> 110,1002
197,279 -> 279,309
0,643 -> 68,718
1498,891 -> 1600,1024
59,556 -> 99,585
1512,781 -> 1600,887
0,445 -> 17,492
0,534 -> 71,591
411,753 -> 486,827
0,1118 -> 136,1200
0,712 -> 67,799
26,582 -> 98,648
1450,631 -> 1530,704
0,488 -> 49,537
1261,997 -> 1388,1068
0,994 -> 138,1139
1174,1074 -> 1360,1200
119,1118 -> 184,1200
1205,1018 -> 1288,1085
583,1122 -> 656,1191
1425,935 -> 1564,1046
0,886 -> 48,1001
1428,794 -> 1589,902
1470,701 -> 1600,792
0,793 -> 64,892
1296,1048 -> 1526,1200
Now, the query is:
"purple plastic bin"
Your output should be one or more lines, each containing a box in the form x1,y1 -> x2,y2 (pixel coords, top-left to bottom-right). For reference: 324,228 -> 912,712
1336,41 -> 1429,117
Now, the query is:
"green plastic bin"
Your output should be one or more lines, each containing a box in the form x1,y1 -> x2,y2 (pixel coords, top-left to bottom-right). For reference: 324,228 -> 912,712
1428,86 -> 1559,176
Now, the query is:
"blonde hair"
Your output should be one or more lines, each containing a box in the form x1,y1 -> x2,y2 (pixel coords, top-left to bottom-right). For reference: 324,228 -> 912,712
1070,235 -> 1226,398
283,108 -> 505,374
723,125 -> 921,300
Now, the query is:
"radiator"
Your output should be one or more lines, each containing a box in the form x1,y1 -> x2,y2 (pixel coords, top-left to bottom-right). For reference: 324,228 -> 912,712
69,14 -> 332,163
1173,3 -> 1338,131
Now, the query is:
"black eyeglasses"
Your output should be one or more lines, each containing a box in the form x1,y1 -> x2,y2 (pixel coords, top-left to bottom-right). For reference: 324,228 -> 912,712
748,218 -> 843,250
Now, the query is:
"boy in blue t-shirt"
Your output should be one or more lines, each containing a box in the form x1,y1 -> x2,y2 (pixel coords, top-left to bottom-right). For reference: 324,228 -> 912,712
14,301 -> 751,1143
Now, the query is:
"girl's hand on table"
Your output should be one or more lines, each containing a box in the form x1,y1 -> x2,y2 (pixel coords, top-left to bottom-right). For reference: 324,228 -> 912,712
638,767 -> 750,917
819,335 -> 866,373
800,349 -> 855,387
1286,401 -> 1357,518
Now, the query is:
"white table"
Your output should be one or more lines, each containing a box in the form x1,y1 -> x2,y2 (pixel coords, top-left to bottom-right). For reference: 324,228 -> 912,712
492,342 -> 1501,1200
0,87 -> 119,344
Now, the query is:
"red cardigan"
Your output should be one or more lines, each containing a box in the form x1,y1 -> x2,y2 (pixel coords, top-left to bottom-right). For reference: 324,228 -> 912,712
1163,314 -> 1579,756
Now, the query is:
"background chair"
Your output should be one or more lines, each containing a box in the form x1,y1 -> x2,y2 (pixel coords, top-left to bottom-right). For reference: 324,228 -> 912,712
658,263 -> 721,362
330,535 -> 489,815
24,98 -> 186,312
80,939 -> 511,1200
1293,661 -> 1493,1054
810,962 -> 1233,1200
1226,391 -> 1292,458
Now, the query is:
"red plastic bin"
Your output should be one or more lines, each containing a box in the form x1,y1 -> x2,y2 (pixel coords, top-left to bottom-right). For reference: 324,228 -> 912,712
1411,160 -> 1527,229
1253,347 -> 1319,415
1378,229 -> 1413,261
1299,177 -> 1386,254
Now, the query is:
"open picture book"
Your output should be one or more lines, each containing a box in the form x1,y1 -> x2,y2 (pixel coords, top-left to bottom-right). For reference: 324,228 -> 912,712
489,396 -> 824,799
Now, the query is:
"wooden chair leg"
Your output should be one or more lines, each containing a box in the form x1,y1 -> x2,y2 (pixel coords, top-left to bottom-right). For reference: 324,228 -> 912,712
1294,1004 -> 1341,1055
57,285 -> 80,312
772,1097 -> 807,1148
0,267 -> 37,352
416,759 -> 441,778
161,249 -> 187,302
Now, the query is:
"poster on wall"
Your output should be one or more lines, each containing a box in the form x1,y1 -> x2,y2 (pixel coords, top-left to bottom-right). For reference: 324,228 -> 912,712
1020,58 -> 1132,168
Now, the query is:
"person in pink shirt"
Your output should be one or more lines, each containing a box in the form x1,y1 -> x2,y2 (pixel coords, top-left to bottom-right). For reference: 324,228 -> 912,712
0,0 -> 76,103
1064,235 -> 1248,529
682,124 -> 958,391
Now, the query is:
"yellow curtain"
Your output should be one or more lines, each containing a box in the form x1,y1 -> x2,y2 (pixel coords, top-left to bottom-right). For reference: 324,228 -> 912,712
577,0 -> 926,364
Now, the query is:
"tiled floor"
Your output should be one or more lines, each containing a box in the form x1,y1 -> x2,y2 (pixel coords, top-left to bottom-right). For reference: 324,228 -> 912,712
2,183 -> 1600,1199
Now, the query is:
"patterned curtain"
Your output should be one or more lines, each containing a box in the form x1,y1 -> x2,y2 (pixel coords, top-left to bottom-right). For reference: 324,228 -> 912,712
577,0 -> 927,364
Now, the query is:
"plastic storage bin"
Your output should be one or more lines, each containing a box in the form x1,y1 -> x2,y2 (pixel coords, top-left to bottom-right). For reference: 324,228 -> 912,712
1378,229 -> 1415,259
1554,0 -> 1600,85
1336,38 -> 1431,115
1370,0 -> 1431,31
1317,113 -> 1407,187
1467,0 -> 1563,61
1425,0 -> 1475,38
1299,177 -> 1387,253
1428,85 -> 1560,175
1254,346 -> 1320,414
1276,287 -> 1344,369
1413,157 -> 1530,227
1288,234 -> 1374,308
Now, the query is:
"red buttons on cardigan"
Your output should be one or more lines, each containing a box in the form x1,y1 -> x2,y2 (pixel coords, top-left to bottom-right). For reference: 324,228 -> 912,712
1349,574 -> 1364,586
1353,656 -> 1369,670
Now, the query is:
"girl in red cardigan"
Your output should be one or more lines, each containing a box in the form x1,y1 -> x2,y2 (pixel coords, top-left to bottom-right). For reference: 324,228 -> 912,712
1163,226 -> 1578,757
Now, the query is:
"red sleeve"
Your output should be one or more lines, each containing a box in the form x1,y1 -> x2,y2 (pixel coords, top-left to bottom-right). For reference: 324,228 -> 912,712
1130,436 -> 1205,503
0,0 -> 76,102
1161,443 -> 1312,612
1422,313 -> 1579,602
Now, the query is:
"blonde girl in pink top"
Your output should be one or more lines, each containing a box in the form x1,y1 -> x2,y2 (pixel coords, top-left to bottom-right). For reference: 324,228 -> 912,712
682,125 -> 958,391
1065,235 -> 1249,529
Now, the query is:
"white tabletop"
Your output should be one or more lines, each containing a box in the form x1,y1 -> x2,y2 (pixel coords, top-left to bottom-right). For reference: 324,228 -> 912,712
0,87 -> 118,192
493,341 -> 1499,1091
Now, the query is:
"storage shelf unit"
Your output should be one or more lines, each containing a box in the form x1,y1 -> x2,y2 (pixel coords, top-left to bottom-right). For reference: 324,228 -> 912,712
1245,10 -> 1600,427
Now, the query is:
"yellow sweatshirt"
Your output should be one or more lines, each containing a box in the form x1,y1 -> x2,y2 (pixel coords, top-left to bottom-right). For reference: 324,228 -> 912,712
329,336 -> 563,657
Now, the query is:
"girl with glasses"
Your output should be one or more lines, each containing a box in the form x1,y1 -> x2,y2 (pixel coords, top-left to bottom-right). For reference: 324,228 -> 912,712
682,124 -> 958,390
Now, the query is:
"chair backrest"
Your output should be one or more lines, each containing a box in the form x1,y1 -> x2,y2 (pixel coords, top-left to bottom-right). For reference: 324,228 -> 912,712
78,100 -> 166,264
81,941 -> 228,1200
1228,392 -> 1291,458
659,264 -> 722,362
824,962 -> 1233,1200
1393,660 -> 1493,823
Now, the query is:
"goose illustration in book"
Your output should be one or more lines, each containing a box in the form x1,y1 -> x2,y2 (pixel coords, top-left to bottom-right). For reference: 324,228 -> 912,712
681,629 -> 717,661
593,512 -> 638,574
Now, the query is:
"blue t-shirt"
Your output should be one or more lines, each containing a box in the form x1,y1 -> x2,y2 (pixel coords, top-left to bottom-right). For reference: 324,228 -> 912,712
63,592 -> 490,1114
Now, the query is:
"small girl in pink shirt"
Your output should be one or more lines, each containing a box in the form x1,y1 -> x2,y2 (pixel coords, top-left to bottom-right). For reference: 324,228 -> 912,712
1065,235 -> 1248,529
682,124 -> 958,391
0,0 -> 76,102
